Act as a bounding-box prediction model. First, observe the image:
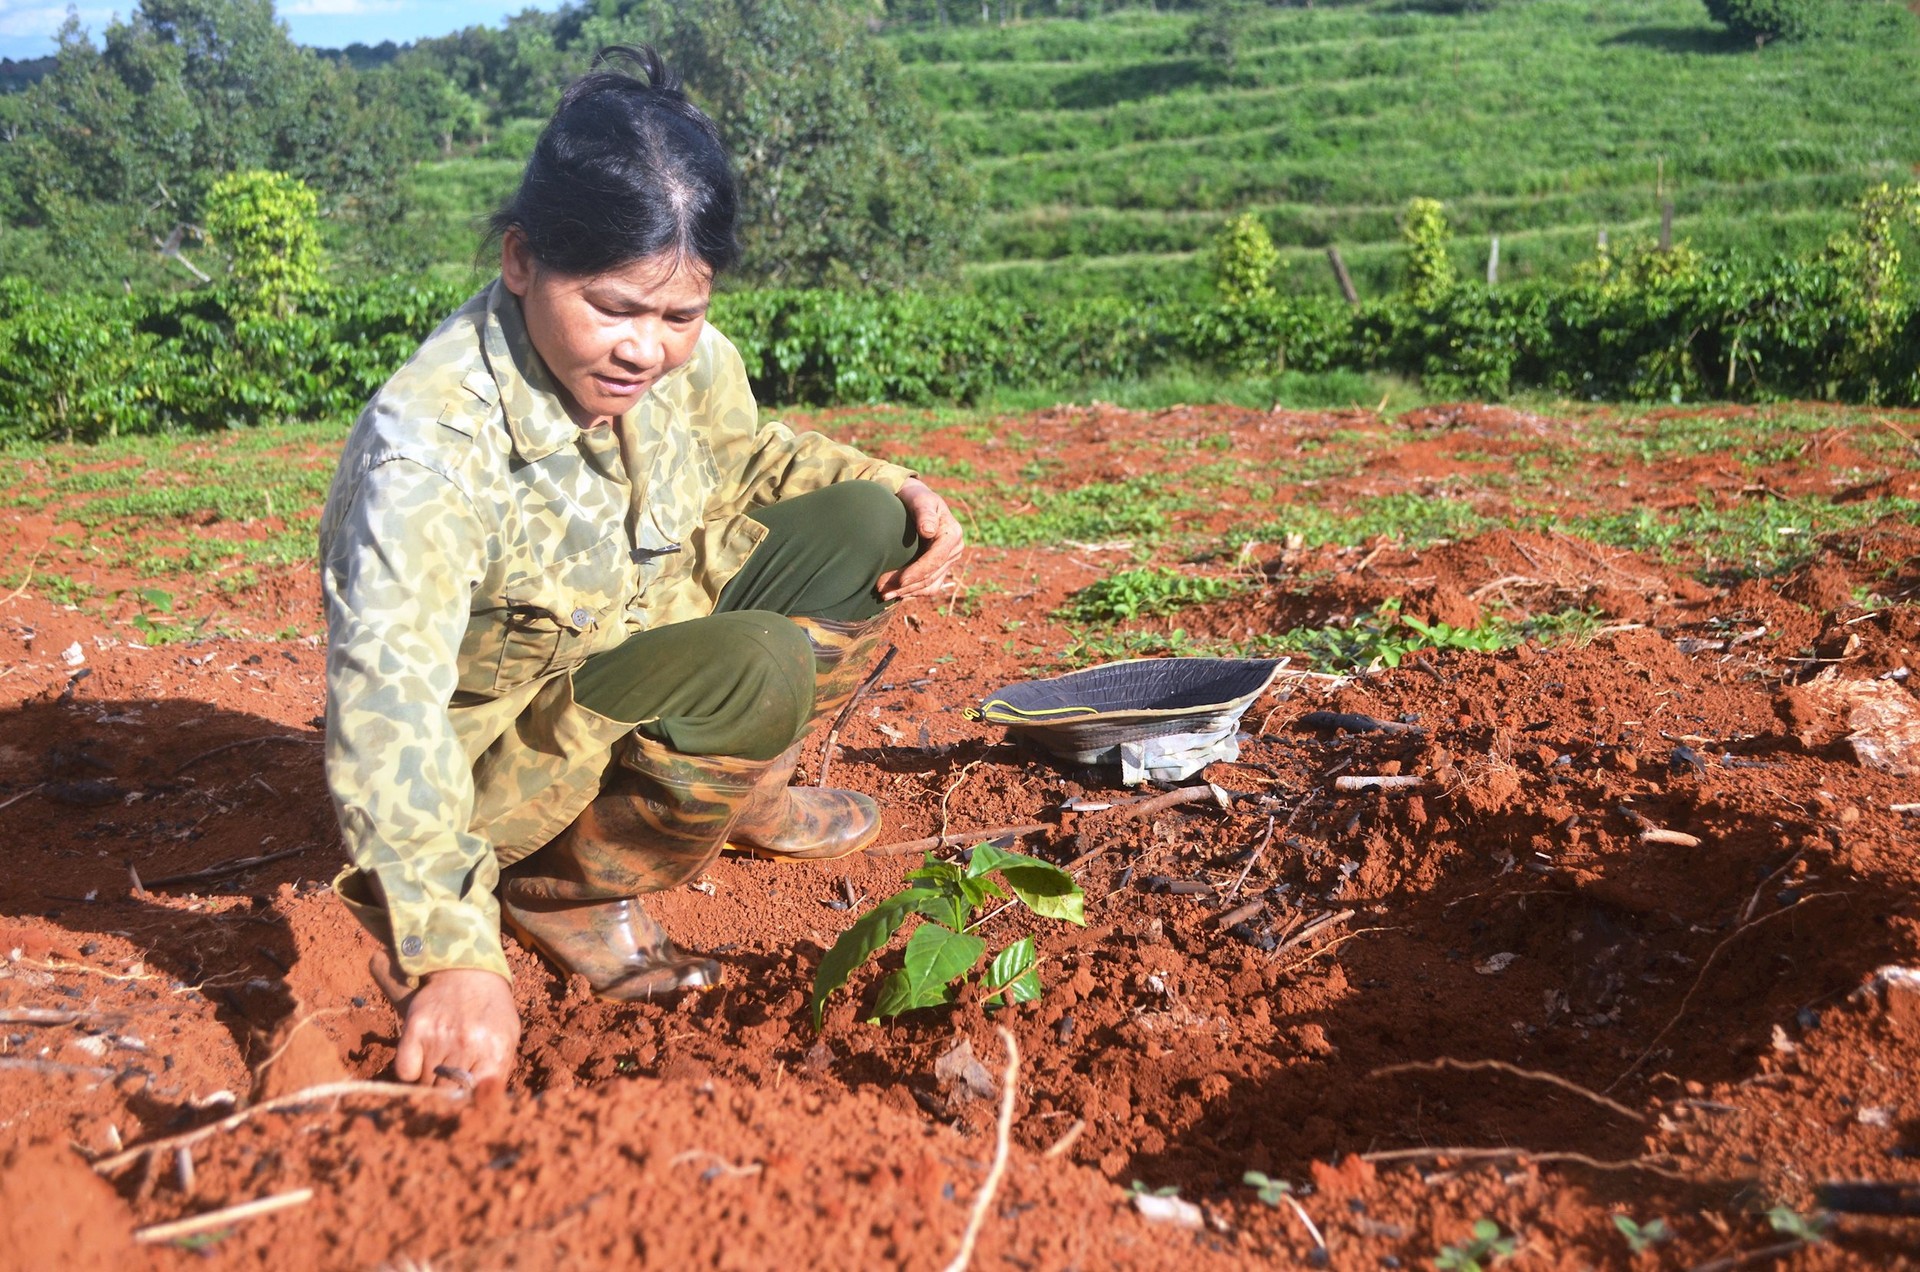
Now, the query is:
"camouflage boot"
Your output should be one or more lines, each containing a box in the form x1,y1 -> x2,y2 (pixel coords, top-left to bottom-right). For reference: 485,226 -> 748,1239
501,735 -> 772,999
726,613 -> 891,863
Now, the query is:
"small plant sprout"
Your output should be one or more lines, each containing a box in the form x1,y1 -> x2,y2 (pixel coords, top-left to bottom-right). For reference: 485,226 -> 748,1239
1766,1205 -> 1830,1244
1434,1219 -> 1518,1272
809,844 -> 1086,1029
1244,1170 -> 1327,1252
1612,1214 -> 1671,1254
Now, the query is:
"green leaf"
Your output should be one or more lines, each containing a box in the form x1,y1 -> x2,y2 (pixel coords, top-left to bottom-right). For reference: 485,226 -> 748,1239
869,922 -> 985,1021
965,842 -> 1047,878
139,586 -> 174,613
810,885 -> 934,1030
983,936 -> 1039,1007
965,844 -> 1086,925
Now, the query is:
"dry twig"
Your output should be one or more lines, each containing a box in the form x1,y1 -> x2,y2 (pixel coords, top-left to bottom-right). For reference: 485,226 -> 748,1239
1042,1118 -> 1084,1160
1359,1146 -> 1686,1179
1612,892 -> 1848,1090
0,783 -> 44,812
943,1027 -> 1019,1272
1274,924 -> 1395,976
1371,1058 -> 1644,1123
133,1187 -> 313,1244
1224,814 -> 1276,901
866,823 -> 1050,858
145,844 -> 314,888
816,644 -> 897,788
174,734 -> 319,774
94,1080 -> 463,1175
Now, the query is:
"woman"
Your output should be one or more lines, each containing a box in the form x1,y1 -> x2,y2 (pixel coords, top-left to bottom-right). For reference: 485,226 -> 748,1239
318,47 -> 962,1091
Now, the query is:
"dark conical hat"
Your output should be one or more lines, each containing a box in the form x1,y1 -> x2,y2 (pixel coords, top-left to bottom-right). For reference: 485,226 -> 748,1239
965,657 -> 1284,756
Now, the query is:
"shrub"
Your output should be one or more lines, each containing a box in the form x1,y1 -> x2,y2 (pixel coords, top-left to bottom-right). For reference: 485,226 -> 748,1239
1402,197 -> 1457,308
201,171 -> 325,317
1702,0 -> 1831,44
1210,212 -> 1281,307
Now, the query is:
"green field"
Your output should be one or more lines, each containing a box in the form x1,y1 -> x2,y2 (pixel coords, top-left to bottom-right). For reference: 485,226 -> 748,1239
906,0 -> 1920,299
410,0 -> 1920,298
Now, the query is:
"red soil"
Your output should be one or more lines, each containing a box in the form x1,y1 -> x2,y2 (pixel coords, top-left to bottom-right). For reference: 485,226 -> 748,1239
1,401 -> 1918,1269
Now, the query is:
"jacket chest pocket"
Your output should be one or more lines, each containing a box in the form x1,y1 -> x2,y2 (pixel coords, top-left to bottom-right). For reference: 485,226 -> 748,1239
456,531 -> 628,697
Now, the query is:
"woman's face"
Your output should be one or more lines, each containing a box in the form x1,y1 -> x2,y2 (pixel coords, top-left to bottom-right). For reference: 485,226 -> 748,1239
501,231 -> 712,430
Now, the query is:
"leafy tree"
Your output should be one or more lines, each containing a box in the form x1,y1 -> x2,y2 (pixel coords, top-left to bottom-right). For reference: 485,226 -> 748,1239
1701,0 -> 1830,44
1401,196 -> 1456,306
0,0 -> 425,289
1210,211 -> 1279,305
594,0 -> 976,288
202,169 -> 323,314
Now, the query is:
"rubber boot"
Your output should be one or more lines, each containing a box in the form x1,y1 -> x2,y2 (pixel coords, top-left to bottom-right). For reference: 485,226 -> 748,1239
501,736 -> 773,999
726,613 -> 891,863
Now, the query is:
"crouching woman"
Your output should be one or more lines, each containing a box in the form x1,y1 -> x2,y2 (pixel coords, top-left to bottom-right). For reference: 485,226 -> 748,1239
318,47 -> 962,1090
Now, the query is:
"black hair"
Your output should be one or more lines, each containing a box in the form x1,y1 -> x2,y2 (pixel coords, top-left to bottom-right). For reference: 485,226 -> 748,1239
487,45 -> 739,278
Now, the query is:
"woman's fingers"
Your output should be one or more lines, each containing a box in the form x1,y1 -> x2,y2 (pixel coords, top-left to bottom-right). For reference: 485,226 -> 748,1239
882,481 -> 964,601
391,968 -> 520,1087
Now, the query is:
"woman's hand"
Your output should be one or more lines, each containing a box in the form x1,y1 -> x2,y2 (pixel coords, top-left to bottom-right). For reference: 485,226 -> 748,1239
388,967 -> 521,1095
878,479 -> 965,602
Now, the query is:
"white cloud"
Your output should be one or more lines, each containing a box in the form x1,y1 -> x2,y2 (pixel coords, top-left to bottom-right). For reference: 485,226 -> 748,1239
279,0 -> 401,15
0,5 -> 118,41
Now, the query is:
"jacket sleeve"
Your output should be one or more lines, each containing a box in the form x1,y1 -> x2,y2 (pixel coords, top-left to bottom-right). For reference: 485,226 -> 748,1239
697,329 -> 917,516
322,454 -> 510,985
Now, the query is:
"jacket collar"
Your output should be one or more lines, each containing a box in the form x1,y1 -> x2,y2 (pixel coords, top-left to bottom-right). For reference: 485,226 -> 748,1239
479,278 -> 582,464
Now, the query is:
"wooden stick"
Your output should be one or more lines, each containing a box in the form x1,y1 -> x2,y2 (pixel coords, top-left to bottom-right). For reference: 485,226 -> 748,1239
0,1007 -> 84,1025
133,1187 -> 314,1244
0,1057 -> 118,1081
1224,814 -> 1276,901
866,823 -> 1049,858
1274,924 -> 1393,976
174,734 -> 319,774
942,1027 -> 1019,1272
0,783 -> 44,812
1358,1146 -> 1686,1179
94,1080 -> 464,1175
815,644 -> 897,789
1740,851 -> 1802,924
1334,774 -> 1420,792
1107,785 -> 1222,821
1042,1118 -> 1084,1160
1370,1058 -> 1644,1123
1297,711 -> 1423,736
143,843 -> 315,888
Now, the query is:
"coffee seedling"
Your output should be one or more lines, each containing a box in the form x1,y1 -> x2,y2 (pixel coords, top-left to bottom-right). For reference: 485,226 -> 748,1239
809,844 -> 1085,1029
1434,1219 -> 1517,1272
1612,1215 -> 1671,1254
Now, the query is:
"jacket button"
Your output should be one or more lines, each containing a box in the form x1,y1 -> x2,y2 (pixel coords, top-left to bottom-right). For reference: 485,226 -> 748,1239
571,608 -> 593,628
400,935 -> 424,957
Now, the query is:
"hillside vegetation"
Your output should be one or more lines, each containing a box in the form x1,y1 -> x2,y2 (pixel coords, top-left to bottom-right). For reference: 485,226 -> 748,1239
889,0 -> 1920,300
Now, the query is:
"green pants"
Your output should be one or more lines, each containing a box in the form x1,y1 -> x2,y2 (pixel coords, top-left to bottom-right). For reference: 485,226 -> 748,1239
569,481 -> 918,760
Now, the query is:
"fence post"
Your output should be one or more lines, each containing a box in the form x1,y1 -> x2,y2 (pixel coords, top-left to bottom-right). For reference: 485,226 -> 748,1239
1486,235 -> 1499,287
1659,201 -> 1674,253
1327,246 -> 1359,307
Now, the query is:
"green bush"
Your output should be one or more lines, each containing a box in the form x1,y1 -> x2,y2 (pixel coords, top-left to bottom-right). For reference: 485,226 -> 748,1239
1702,0 -> 1830,43
2,243 -> 1916,443
202,170 -> 325,317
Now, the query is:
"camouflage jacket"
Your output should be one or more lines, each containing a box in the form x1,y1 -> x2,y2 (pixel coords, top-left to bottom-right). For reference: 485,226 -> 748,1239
319,280 -> 913,983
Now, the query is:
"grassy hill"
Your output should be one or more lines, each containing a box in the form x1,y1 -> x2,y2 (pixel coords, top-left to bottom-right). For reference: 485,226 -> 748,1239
411,0 -> 1920,300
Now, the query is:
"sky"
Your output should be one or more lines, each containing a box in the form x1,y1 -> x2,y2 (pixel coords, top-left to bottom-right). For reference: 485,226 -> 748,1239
0,2 -> 570,62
